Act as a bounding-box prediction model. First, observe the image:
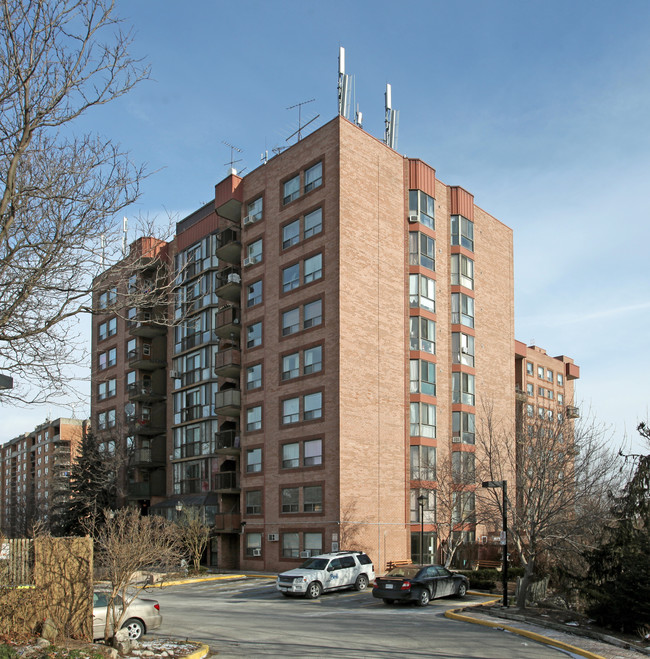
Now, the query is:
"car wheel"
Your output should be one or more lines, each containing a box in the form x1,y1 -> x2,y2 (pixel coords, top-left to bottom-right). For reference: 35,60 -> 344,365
416,588 -> 430,607
354,574 -> 369,591
457,582 -> 467,598
382,598 -> 394,605
305,581 -> 322,599
121,618 -> 145,640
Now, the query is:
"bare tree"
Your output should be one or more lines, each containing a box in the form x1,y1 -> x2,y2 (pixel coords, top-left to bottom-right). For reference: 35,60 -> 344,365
90,508 -> 181,643
175,507 -> 213,574
0,0 -> 149,404
476,401 -> 622,608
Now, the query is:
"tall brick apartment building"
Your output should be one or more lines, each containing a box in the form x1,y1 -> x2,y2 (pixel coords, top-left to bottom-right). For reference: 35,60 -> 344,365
91,115 -> 579,571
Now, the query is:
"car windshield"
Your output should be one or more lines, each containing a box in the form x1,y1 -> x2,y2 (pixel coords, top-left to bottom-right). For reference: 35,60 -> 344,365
300,558 -> 328,570
385,566 -> 421,579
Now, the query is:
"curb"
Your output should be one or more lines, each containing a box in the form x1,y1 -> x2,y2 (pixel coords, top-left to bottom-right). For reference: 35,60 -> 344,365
147,574 -> 247,588
445,596 -> 606,659
183,644 -> 210,659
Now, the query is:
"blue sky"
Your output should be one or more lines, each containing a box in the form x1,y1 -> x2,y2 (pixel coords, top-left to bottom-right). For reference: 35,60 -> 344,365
3,0 -> 649,451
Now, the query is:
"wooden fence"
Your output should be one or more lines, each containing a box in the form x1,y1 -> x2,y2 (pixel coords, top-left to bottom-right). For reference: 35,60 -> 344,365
0,538 -> 33,585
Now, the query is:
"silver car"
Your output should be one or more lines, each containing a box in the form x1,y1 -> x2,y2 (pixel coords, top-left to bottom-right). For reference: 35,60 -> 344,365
93,591 -> 162,640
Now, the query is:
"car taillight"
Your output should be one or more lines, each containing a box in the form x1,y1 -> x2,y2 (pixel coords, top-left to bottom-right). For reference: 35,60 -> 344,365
400,581 -> 411,590
154,603 -> 160,611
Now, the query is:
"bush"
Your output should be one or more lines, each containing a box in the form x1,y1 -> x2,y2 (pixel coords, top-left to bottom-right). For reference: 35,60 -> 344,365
456,570 -> 497,591
0,645 -> 18,659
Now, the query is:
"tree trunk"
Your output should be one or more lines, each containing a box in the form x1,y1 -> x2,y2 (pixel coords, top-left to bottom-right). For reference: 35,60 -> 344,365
516,558 -> 535,609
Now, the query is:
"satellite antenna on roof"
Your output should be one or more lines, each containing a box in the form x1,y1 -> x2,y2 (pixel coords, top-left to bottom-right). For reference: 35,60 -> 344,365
384,83 -> 399,150
286,99 -> 319,143
223,140 -> 244,175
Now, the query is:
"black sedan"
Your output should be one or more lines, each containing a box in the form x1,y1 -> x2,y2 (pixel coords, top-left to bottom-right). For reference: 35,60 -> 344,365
372,564 -> 469,606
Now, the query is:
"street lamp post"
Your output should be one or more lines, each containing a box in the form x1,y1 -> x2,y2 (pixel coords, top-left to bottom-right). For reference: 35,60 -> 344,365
417,494 -> 427,564
175,500 -> 183,521
482,480 -> 508,607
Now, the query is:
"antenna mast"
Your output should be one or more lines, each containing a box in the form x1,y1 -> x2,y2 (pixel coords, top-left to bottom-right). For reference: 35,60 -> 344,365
222,140 -> 244,175
286,99 -> 319,143
338,46 -> 362,127
384,83 -> 399,150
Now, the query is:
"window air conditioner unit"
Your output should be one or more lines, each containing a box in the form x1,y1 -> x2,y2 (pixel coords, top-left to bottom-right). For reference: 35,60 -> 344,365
408,214 -> 419,223
252,548 -> 261,557
227,273 -> 241,284
169,370 -> 179,378
452,436 -> 461,443
243,215 -> 257,226
268,533 -> 279,542
461,347 -> 470,354
243,256 -> 256,267
300,550 -> 311,558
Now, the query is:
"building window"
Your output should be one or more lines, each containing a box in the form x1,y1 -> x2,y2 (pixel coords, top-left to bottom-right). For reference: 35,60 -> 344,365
283,174 -> 300,204
282,263 -> 300,292
410,402 -> 436,438
537,366 -> 544,379
303,345 -> 322,374
410,488 -> 436,523
98,378 -> 116,401
409,190 -> 435,229
526,361 -> 534,376
247,322 -> 262,348
246,364 -> 262,390
246,239 -> 262,265
303,253 -> 322,283
97,412 -> 107,431
557,372 -> 564,386
452,372 -> 475,406
451,215 -> 474,251
410,445 -> 436,481
283,219 -> 300,249
281,487 -> 299,512
282,352 -> 299,380
547,369 -> 553,383
452,411 -> 475,444
304,208 -> 322,239
303,299 -> 322,329
303,485 -> 322,512
98,318 -> 117,341
304,532 -> 322,556
98,286 -> 117,310
451,332 -> 474,367
304,439 -> 322,466
245,532 -> 262,557
527,404 -> 534,417
282,308 -> 300,336
247,280 -> 263,307
526,383 -> 534,396
547,389 -> 554,400
247,196 -> 263,222
304,392 -> 322,420
452,451 -> 475,482
246,406 -> 262,432
452,491 -> 476,524
410,274 -> 435,313
246,448 -> 262,473
282,443 -> 299,469
282,532 -> 300,558
451,254 -> 474,290
304,161 -> 322,193
410,359 -> 436,396
246,490 -> 261,515
410,317 -> 436,355
107,409 -> 116,428
558,393 -> 564,405
282,397 -> 300,424
451,293 -> 474,328
409,232 -> 435,271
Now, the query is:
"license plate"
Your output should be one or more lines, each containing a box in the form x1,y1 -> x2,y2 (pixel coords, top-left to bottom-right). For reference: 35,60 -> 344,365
279,587 -> 288,591
385,584 -> 394,589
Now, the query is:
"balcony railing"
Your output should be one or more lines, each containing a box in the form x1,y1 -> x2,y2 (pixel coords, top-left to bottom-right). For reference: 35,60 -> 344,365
214,348 -> 241,379
215,228 -> 242,265
127,347 -> 166,371
215,267 -> 242,303
214,306 -> 241,340
214,389 -> 241,417
213,511 -> 242,533
127,381 -> 166,401
213,429 -> 241,454
213,471 -> 240,492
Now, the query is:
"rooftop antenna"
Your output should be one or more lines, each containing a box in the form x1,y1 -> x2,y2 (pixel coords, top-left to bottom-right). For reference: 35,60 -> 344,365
223,140 -> 243,175
122,217 -> 128,256
272,145 -> 288,155
286,99 -> 319,143
338,47 -> 352,120
384,83 -> 399,150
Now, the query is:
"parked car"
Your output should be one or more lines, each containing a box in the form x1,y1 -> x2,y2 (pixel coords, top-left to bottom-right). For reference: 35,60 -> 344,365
372,564 -> 469,606
276,551 -> 375,599
93,591 -> 162,640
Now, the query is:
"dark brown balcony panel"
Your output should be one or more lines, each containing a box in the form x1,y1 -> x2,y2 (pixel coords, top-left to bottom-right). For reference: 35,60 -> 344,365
214,306 -> 241,339
127,381 -> 166,402
128,417 -> 165,436
215,227 -> 242,264
214,389 -> 241,417
215,266 -> 242,303
128,481 -> 151,498
214,348 -> 241,379
129,318 -> 167,338
128,347 -> 167,371
213,471 -> 240,493
213,511 -> 242,533
132,446 -> 166,467
214,429 -> 241,454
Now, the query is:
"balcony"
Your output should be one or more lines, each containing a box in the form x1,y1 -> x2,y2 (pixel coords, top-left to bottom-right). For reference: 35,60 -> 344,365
132,447 -> 166,467
214,348 -> 241,379
128,347 -> 166,371
566,405 -> 580,419
215,228 -> 242,265
214,389 -> 241,417
213,511 -> 242,533
127,381 -> 166,402
214,306 -> 241,340
129,313 -> 167,338
128,481 -> 151,498
213,471 -> 240,493
128,416 -> 165,436
213,429 -> 241,454
215,266 -> 242,303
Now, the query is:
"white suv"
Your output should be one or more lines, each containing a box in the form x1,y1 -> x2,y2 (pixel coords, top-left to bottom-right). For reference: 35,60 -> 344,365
276,551 -> 375,599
